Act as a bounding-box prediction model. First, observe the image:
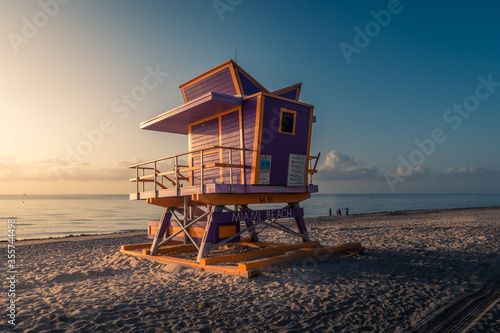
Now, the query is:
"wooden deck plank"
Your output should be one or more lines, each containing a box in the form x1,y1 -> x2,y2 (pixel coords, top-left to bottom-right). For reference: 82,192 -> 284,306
238,242 -> 362,271
242,241 -> 292,248
120,248 -> 257,278
199,241 -> 320,265
120,241 -> 362,278
142,244 -> 198,255
120,241 -> 183,251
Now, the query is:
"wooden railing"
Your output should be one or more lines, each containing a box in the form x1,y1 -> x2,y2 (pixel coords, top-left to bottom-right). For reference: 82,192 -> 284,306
307,152 -> 321,184
129,146 -> 246,195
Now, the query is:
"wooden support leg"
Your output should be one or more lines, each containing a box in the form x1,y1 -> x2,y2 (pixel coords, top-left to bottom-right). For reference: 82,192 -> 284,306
240,205 -> 259,242
150,208 -> 172,255
244,220 -> 259,242
291,203 -> 310,242
196,205 -> 224,262
183,196 -> 189,245
294,216 -> 310,242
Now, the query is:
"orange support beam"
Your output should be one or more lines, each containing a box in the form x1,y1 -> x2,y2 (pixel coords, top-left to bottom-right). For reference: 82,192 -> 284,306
192,192 -> 311,205
199,241 -> 320,266
238,242 -> 363,271
142,244 -> 198,255
120,241 -> 183,251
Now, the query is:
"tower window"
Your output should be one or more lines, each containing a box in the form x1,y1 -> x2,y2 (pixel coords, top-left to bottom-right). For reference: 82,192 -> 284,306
279,109 -> 296,135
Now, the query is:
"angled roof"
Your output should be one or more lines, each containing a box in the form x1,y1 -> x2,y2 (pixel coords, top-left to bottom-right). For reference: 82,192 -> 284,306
140,92 -> 241,134
141,60 -> 305,134
272,83 -> 302,102
179,60 -> 271,103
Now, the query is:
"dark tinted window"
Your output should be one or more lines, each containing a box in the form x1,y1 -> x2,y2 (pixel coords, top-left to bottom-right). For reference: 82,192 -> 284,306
280,111 -> 295,134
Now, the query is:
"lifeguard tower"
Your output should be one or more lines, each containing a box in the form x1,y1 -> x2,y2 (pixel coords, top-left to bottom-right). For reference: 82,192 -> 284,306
120,60 -> 362,277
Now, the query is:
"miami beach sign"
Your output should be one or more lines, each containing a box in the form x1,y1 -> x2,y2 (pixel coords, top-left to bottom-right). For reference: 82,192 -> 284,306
212,208 -> 304,223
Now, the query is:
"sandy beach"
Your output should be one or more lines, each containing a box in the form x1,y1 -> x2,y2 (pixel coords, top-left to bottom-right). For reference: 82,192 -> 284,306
2,206 -> 499,332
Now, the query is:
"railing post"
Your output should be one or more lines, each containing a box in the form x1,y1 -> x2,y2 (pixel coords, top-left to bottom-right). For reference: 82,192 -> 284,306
229,149 -> 233,188
136,166 -> 139,198
242,148 -> 246,186
183,195 -> 189,244
200,150 -> 204,194
142,168 -> 145,192
154,161 -> 157,197
175,156 -> 179,196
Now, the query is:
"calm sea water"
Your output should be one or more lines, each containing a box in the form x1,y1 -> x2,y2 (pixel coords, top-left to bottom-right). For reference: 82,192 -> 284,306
1,193 -> 499,241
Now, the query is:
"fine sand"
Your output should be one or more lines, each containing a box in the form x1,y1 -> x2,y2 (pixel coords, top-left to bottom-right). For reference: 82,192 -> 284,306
2,206 -> 499,332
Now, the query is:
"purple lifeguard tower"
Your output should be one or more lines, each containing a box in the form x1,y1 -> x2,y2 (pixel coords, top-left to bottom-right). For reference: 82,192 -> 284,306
121,60 -> 361,276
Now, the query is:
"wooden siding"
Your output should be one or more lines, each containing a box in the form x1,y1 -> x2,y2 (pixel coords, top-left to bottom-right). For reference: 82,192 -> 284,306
241,97 -> 258,184
189,110 -> 242,185
220,111 -> 242,184
190,118 -> 220,185
184,67 -> 237,102
239,71 -> 263,96
259,97 -> 312,186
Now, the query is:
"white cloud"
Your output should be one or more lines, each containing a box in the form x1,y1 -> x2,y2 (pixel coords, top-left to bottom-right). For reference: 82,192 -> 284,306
440,166 -> 499,179
394,165 -> 431,181
317,150 -> 382,181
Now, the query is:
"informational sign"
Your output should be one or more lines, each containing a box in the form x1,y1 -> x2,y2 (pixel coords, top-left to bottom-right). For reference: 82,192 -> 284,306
287,153 -> 307,186
258,155 -> 271,185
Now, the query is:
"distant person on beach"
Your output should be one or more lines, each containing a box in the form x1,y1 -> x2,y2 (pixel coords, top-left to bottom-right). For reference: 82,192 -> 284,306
337,209 -> 342,216
345,207 -> 349,215
329,208 -> 332,216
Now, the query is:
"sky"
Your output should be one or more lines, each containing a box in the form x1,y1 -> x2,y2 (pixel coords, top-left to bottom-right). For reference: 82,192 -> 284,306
1,0 -> 499,194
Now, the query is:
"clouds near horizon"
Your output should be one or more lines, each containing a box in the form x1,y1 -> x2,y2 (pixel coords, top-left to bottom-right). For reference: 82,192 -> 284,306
317,151 -> 382,181
0,155 -> 192,183
440,166 -> 499,179
0,157 -> 142,182
317,150 -> 431,182
394,165 -> 432,181
317,151 -> 499,187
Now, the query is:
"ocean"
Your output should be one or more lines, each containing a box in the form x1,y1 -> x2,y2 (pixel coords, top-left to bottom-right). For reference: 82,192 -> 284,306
1,193 -> 499,241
